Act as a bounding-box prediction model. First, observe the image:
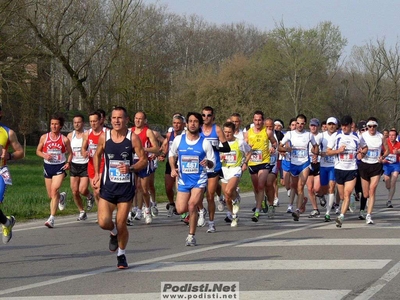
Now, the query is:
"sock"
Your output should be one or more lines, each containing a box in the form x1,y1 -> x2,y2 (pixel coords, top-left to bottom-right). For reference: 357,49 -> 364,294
340,213 -> 344,219
255,208 -> 260,213
4,218 -> 10,227
50,215 -> 55,220
110,223 -> 117,236
326,193 -> 335,214
117,248 -> 125,256
209,220 -> 215,225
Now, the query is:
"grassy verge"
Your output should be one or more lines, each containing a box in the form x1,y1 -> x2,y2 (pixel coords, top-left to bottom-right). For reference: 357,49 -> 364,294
3,146 -> 254,221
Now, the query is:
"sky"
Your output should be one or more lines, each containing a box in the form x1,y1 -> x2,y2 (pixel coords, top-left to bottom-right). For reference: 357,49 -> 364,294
146,0 -> 400,58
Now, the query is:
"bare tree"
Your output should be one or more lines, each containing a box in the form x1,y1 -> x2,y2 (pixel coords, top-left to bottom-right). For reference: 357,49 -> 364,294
17,0 -> 140,113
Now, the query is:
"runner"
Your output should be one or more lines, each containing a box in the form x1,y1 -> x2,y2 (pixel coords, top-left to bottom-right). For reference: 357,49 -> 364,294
93,106 -> 147,269
198,106 -> 230,233
36,114 -> 72,228
358,117 -> 389,224
82,111 -> 105,211
220,122 -> 251,226
129,111 -> 160,224
319,117 -> 338,222
169,112 -> 215,246
382,128 -> 400,208
245,110 -> 277,222
306,118 -> 323,218
0,105 -> 24,243
67,114 -> 93,221
278,114 -> 318,221
326,115 -> 364,228
159,114 -> 185,217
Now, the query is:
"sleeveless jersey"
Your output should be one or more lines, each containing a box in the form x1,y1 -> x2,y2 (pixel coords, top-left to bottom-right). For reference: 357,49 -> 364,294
42,133 -> 67,165
320,131 -> 337,167
201,124 -> 222,171
247,127 -> 270,166
327,131 -> 360,170
175,135 -> 208,187
87,129 -> 105,176
360,132 -> 384,164
0,123 -> 10,167
221,139 -> 242,168
71,130 -> 89,164
101,130 -> 135,196
132,126 -> 153,160
385,139 -> 400,164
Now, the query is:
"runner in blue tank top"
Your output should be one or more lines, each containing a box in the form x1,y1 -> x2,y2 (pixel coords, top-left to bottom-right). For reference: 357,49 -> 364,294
93,106 -> 147,269
198,106 -> 231,233
169,112 -> 215,246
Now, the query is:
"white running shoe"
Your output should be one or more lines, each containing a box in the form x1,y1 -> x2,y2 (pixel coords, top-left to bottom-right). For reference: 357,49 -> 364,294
206,223 -> 216,233
273,197 -> 280,207
366,214 -> 374,225
167,203 -> 176,217
185,234 -> 196,246
197,208 -> 207,227
77,211 -> 87,221
45,217 -> 54,228
86,193 -> 94,211
126,212 -> 134,226
231,217 -> 238,227
217,196 -> 226,212
134,210 -> 142,220
232,196 -> 241,215
58,192 -> 66,211
150,202 -> 158,216
144,209 -> 152,224
286,204 -> 293,213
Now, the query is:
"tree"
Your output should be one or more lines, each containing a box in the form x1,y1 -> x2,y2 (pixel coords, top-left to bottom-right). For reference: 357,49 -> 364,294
17,0 -> 140,114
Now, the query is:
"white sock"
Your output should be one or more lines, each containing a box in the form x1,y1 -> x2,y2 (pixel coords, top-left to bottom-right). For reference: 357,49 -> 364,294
117,248 -> 125,256
326,193 -> 335,215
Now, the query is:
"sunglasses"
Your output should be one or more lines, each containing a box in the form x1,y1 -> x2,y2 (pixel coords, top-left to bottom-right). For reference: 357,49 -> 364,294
296,122 -> 305,125
202,114 -> 213,117
360,128 -> 367,132
368,125 -> 377,128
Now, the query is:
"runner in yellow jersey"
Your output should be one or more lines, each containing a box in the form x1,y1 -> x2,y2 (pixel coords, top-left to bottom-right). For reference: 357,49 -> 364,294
220,122 -> 251,227
0,105 -> 24,244
244,110 -> 277,222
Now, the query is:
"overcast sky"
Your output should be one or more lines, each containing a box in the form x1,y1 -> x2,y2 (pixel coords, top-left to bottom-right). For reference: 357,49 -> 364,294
146,0 -> 400,57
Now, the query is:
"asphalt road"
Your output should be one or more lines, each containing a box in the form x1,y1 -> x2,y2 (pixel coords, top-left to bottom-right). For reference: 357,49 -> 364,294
1,180 -> 400,300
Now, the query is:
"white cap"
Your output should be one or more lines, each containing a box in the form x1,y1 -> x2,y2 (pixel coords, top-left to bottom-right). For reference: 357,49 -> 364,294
326,117 -> 338,125
366,120 -> 378,127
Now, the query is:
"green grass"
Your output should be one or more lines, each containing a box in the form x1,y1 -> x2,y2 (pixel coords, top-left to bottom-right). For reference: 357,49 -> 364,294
2,147 -> 254,221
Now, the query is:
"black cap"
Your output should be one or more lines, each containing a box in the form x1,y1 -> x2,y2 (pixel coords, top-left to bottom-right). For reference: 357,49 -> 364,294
357,121 -> 367,131
340,115 -> 352,126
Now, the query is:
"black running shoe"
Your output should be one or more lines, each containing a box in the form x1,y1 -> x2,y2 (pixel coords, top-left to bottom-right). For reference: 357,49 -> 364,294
109,234 -> 118,252
117,254 -> 128,269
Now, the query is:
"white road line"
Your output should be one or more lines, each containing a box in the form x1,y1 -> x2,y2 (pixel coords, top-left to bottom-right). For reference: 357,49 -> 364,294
237,238 -> 400,246
0,290 -> 352,300
0,219 -> 332,296
353,261 -> 400,300
131,259 -> 391,272
313,223 -> 400,229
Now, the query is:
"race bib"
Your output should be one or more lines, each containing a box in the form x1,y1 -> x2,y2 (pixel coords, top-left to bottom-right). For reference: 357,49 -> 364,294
250,150 -> 262,162
223,151 -> 237,164
339,151 -> 355,162
292,149 -> 307,159
89,144 -> 98,158
47,149 -> 62,163
270,154 -> 277,165
108,160 -> 130,183
0,166 -> 12,185
324,155 -> 334,164
365,149 -> 380,162
181,155 -> 199,174
386,154 -> 397,163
